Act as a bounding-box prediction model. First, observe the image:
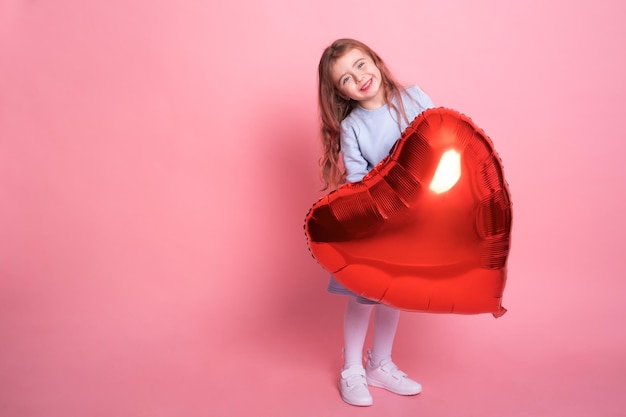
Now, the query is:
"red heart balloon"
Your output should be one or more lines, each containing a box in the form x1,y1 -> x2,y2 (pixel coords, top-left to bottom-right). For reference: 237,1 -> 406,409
305,108 -> 512,317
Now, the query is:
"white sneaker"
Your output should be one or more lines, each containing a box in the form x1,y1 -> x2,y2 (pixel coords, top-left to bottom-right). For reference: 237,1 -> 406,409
338,365 -> 373,406
365,350 -> 422,396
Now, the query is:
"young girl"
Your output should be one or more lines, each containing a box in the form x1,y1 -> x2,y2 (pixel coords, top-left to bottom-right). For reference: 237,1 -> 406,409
317,38 -> 435,407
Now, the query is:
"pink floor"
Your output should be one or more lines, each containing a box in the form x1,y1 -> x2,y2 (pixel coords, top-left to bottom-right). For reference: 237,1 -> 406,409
1,262 -> 624,416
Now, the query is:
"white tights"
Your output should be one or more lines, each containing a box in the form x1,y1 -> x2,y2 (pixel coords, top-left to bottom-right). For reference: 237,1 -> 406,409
342,296 -> 400,369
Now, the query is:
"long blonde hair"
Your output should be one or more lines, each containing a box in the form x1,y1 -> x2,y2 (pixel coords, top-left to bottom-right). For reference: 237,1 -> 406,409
317,38 -> 409,190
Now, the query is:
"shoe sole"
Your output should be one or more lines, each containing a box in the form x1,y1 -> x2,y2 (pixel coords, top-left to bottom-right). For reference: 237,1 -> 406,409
366,378 -> 422,396
340,395 -> 373,407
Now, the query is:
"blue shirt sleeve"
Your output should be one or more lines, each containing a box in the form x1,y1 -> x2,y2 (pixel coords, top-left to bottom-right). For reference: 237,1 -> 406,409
405,85 -> 435,120
340,120 -> 370,183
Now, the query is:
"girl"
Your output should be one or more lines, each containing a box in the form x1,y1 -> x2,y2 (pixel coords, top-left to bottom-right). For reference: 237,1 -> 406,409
317,38 -> 435,407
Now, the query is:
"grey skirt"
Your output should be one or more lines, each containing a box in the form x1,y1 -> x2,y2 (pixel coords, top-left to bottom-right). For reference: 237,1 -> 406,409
327,276 -> 379,305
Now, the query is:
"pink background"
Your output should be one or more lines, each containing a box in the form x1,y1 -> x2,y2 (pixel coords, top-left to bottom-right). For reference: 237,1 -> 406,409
1,1 -> 625,416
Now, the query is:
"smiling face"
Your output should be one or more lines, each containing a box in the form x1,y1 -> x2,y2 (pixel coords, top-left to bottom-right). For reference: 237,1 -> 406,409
330,48 -> 385,110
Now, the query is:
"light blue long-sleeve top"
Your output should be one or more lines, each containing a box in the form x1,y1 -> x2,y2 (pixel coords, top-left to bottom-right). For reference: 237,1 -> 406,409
340,85 -> 434,183
327,85 -> 434,303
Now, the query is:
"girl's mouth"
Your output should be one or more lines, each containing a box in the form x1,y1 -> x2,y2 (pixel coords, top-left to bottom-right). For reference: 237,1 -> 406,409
360,78 -> 372,91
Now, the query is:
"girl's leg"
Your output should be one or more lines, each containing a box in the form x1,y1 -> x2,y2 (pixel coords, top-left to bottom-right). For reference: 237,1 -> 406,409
343,296 -> 374,368
370,304 -> 400,365
366,305 -> 421,396
338,296 -> 375,406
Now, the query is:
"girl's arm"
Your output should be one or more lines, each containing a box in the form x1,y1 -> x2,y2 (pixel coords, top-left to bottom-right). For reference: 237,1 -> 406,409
340,123 -> 370,183
408,85 -> 435,111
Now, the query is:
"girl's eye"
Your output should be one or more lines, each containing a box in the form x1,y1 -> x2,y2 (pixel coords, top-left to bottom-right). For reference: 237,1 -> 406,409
342,76 -> 351,85
357,61 -> 365,69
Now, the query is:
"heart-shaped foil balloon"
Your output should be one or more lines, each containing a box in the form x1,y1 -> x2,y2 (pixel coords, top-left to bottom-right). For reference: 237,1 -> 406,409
305,108 -> 512,317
